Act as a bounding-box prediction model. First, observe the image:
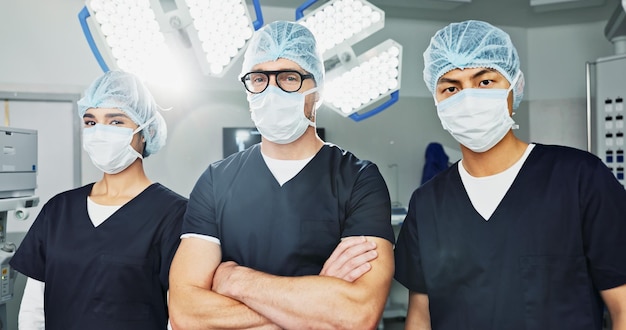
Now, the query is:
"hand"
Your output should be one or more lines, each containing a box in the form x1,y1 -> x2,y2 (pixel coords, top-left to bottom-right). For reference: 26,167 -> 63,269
319,236 -> 378,282
212,261 -> 239,296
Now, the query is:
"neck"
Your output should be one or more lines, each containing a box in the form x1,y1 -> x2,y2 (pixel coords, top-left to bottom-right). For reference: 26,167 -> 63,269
260,126 -> 324,160
91,160 -> 152,204
460,132 -> 529,177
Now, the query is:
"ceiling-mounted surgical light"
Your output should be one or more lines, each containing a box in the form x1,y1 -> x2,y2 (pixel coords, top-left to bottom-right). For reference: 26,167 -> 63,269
182,0 -> 259,76
295,0 -> 403,121
79,0 -> 174,81
323,39 -> 402,120
78,0 -> 263,84
297,0 -> 384,57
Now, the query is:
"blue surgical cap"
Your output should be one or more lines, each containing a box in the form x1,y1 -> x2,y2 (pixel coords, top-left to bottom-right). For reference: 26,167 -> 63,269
240,21 -> 325,89
423,20 -> 525,109
77,70 -> 167,157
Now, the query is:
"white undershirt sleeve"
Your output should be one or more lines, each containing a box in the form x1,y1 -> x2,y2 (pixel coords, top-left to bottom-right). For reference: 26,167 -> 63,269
19,277 -> 45,330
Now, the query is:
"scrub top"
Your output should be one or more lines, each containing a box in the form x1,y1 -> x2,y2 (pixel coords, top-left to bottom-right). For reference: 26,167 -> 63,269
394,144 -> 626,330
11,183 -> 187,330
183,143 -> 395,276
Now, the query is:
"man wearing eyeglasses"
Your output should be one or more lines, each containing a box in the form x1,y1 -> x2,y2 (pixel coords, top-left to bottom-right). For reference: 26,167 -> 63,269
169,20 -> 395,330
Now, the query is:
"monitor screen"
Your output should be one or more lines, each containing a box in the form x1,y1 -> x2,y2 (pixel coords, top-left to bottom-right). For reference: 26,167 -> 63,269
222,127 -> 325,158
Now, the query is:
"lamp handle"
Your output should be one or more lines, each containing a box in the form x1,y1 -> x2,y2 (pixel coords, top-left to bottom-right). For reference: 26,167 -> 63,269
251,0 -> 264,30
349,91 -> 399,122
78,6 -> 110,72
295,0 -> 318,20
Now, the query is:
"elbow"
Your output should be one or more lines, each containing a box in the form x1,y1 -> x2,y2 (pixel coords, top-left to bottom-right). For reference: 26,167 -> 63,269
329,304 -> 383,330
168,305 -> 198,330
352,313 -> 383,330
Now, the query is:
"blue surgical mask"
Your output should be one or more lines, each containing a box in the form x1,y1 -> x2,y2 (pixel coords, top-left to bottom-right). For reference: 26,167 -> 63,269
248,85 -> 316,144
436,73 -> 519,153
82,117 -> 154,174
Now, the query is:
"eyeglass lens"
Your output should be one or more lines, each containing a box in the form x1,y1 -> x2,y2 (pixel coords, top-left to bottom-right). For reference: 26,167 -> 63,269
244,71 -> 305,93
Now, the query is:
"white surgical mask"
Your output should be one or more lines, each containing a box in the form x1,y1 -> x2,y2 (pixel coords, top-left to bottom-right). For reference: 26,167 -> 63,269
436,73 -> 519,153
82,118 -> 153,174
248,85 -> 316,144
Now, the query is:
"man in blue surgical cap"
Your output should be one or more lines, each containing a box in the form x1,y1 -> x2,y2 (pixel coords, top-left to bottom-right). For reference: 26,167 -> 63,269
169,21 -> 395,329
394,20 -> 626,329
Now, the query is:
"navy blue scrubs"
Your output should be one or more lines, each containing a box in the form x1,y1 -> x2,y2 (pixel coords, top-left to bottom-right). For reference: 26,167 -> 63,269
183,143 -> 395,276
394,144 -> 626,330
11,183 -> 187,330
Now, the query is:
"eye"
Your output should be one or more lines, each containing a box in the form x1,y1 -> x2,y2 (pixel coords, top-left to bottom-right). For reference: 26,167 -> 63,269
83,120 -> 95,127
479,79 -> 494,87
278,72 -> 301,84
110,120 -> 123,125
250,73 -> 268,85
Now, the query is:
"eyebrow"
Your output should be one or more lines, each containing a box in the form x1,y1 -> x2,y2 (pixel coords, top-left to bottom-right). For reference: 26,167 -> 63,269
82,112 -> 130,119
437,68 -> 499,85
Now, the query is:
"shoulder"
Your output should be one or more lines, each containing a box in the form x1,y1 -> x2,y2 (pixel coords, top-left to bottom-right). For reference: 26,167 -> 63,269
45,184 -> 93,205
529,143 -> 604,171
321,143 -> 377,171
208,143 -> 261,173
150,183 -> 187,201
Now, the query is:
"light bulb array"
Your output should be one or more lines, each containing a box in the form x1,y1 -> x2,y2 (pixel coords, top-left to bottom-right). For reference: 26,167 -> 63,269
86,0 -> 173,80
324,40 -> 402,116
183,0 -> 254,76
299,0 -> 384,57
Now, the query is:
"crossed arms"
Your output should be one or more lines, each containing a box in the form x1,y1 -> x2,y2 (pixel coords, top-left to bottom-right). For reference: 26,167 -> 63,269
169,235 -> 394,330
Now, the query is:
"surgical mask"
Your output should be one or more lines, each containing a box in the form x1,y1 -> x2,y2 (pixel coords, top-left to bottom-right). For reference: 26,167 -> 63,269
248,85 -> 316,144
436,73 -> 519,153
82,118 -> 153,174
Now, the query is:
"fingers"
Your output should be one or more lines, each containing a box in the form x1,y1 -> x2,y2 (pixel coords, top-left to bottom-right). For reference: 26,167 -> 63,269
343,262 -> 373,283
320,236 -> 378,282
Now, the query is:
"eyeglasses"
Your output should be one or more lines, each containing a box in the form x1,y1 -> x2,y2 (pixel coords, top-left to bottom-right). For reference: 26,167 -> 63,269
240,70 -> 314,94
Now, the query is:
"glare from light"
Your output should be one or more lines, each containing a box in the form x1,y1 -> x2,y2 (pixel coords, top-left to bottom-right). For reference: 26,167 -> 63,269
184,0 -> 254,76
324,41 -> 402,116
87,0 -> 173,81
300,0 -> 384,56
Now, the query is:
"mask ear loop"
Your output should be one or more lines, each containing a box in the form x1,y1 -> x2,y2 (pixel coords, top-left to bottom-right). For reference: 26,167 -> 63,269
303,88 -> 319,127
508,71 -> 522,130
132,115 -> 157,135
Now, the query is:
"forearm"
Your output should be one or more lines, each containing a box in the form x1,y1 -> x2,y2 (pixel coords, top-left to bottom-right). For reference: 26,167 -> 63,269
19,277 -> 45,330
610,312 -> 626,330
169,284 -> 279,330
405,292 -> 431,330
222,267 -> 387,330
169,238 -> 280,330
602,283 -> 626,330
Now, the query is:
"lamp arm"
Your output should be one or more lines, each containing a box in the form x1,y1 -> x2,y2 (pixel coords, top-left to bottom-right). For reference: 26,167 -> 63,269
251,0 -> 264,30
295,0 -> 319,20
78,6 -> 110,72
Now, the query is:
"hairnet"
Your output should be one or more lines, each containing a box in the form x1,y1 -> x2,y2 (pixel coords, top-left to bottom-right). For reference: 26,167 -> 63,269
77,70 -> 167,157
423,20 -> 525,109
240,21 -> 325,90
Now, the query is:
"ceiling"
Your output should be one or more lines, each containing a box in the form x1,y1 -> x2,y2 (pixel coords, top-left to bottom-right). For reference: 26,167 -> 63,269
261,0 -> 624,28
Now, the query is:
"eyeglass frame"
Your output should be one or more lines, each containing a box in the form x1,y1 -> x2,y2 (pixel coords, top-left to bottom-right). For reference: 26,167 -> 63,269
240,70 -> 315,94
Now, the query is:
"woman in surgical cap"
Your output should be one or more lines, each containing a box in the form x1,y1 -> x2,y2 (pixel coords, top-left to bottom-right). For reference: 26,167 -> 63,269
10,70 -> 187,330
394,20 -> 626,330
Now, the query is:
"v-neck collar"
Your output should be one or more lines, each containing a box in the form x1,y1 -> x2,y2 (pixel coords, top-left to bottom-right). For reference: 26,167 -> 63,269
455,144 -> 538,222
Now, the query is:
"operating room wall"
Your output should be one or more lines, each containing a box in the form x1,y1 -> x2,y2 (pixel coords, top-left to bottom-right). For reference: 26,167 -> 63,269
526,21 -> 615,151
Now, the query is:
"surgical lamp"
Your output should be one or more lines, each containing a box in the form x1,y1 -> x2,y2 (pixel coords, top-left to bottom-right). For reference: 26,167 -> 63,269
78,0 -> 263,82
296,0 -> 403,121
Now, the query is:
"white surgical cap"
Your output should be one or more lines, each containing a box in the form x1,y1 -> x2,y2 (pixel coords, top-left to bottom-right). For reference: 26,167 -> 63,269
240,21 -> 325,90
423,20 -> 525,109
77,70 -> 167,157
